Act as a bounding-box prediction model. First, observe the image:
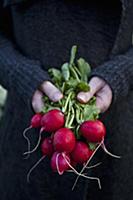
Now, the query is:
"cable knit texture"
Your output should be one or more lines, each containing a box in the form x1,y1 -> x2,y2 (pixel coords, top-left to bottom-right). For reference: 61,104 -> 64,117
91,48 -> 133,103
0,0 -> 133,200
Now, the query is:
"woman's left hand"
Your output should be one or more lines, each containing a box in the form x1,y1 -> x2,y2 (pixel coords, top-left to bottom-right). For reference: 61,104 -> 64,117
77,76 -> 113,113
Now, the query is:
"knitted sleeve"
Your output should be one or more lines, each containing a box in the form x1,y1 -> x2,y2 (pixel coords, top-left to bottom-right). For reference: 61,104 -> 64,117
0,5 -> 50,106
91,47 -> 133,104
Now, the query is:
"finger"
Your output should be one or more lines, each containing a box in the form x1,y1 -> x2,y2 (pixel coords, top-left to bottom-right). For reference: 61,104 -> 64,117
40,81 -> 63,102
77,77 -> 106,103
96,84 -> 112,113
32,90 -> 44,113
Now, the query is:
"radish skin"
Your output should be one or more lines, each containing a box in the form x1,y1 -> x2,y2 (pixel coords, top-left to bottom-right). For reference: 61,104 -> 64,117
80,120 -> 121,159
71,141 -> 93,164
53,128 -> 76,153
41,109 -> 65,132
80,120 -> 106,143
51,152 -> 70,174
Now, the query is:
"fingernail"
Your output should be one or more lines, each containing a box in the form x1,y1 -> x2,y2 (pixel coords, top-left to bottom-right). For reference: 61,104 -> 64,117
77,93 -> 87,103
53,92 -> 63,102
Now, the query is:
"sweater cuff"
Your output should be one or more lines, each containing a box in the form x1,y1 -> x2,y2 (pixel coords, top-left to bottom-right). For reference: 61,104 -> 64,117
90,54 -> 131,104
0,43 -> 51,108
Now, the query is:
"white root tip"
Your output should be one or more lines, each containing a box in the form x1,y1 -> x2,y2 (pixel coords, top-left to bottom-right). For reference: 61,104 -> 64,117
101,143 -> 121,159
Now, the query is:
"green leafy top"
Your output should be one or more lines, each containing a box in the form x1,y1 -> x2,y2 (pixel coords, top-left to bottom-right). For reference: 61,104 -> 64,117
42,46 -> 100,138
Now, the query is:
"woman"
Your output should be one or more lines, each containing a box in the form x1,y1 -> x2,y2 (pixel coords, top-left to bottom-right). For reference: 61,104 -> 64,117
0,0 -> 133,199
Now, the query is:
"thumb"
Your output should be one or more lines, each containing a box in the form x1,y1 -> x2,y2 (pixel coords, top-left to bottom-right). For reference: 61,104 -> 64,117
77,77 -> 106,103
40,81 -> 63,102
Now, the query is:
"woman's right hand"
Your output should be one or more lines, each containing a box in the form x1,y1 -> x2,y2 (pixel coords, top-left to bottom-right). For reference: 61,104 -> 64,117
32,81 -> 63,113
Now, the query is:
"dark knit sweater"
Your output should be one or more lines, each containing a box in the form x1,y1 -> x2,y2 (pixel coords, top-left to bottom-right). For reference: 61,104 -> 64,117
0,0 -> 133,200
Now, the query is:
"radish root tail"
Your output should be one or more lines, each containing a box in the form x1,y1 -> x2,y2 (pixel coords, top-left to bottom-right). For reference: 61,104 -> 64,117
85,162 -> 102,169
72,140 -> 103,191
22,126 -> 32,159
62,153 -> 101,190
27,155 -> 45,183
24,128 -> 44,156
101,143 -> 121,159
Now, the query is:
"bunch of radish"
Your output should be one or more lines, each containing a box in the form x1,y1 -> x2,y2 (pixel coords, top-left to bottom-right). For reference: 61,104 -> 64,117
23,46 -> 120,189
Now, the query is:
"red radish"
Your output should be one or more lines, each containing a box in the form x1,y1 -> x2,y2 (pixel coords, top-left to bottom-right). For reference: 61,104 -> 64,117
53,128 -> 76,153
24,109 -> 65,156
30,113 -> 43,128
41,137 -> 54,157
51,152 -> 70,175
23,113 -> 43,157
41,109 -> 65,132
79,120 -> 120,159
71,141 -> 93,164
23,113 -> 42,135
80,120 -> 106,143
27,137 -> 54,182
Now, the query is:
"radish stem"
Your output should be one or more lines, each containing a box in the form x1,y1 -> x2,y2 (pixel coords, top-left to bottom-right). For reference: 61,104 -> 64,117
67,107 -> 75,127
63,92 -> 73,113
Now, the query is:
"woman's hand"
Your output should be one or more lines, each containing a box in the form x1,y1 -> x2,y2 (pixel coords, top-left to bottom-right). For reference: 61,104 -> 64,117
77,77 -> 113,113
32,77 -> 112,113
32,81 -> 63,113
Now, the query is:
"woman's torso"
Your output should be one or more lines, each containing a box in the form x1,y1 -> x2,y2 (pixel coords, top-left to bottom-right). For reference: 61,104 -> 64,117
1,1 -> 133,200
10,0 -> 121,69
